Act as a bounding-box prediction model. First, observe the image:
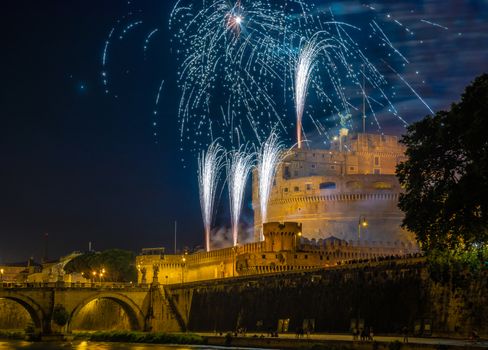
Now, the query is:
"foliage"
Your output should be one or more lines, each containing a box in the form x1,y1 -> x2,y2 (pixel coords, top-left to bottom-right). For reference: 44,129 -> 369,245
73,331 -> 205,344
427,247 -> 488,286
52,304 -> 69,326
64,249 -> 137,282
397,74 -> 488,253
0,330 -> 25,340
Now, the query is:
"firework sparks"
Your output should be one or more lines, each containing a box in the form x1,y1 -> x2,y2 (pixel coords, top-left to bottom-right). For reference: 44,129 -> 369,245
257,133 -> 284,241
294,34 -> 334,148
198,141 -> 226,252
226,146 -> 254,246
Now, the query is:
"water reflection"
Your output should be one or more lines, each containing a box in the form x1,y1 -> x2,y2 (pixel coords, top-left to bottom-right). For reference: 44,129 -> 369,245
0,341 -> 208,350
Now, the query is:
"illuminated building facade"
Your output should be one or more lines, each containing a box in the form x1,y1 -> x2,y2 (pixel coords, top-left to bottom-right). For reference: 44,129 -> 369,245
253,131 -> 414,244
137,131 -> 418,284
137,222 -> 417,285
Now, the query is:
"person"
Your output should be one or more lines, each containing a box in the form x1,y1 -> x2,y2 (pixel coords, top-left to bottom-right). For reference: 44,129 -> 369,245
369,327 -> 374,341
470,330 -> 480,343
352,327 -> 358,341
402,326 -> 408,343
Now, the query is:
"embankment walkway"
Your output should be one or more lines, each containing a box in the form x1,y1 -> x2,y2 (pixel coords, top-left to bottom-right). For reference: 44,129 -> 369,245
197,332 -> 488,349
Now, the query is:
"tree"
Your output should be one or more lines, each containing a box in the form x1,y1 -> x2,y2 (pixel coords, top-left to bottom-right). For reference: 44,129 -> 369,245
397,74 -> 488,253
64,249 -> 137,282
52,304 -> 69,327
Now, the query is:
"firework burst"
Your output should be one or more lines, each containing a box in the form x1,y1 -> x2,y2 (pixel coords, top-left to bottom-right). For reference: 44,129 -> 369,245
170,0 -> 292,151
198,141 -> 226,252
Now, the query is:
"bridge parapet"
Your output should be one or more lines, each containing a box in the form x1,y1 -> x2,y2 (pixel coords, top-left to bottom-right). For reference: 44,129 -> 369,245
0,282 -> 151,290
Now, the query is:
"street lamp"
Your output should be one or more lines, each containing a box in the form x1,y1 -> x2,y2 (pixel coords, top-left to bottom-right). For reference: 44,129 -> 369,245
358,216 -> 368,240
0,268 -> 4,282
295,231 -> 302,251
181,255 -> 186,284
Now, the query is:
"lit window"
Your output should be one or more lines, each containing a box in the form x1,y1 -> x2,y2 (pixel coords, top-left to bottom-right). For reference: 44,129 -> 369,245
374,181 -> 392,189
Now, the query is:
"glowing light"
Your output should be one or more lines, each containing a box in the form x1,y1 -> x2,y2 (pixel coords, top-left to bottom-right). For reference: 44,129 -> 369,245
257,133 -> 284,241
235,16 -> 242,24
198,141 -> 225,252
226,146 -> 254,246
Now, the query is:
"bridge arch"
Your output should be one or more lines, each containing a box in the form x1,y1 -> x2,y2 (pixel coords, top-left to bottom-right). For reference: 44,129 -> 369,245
67,292 -> 145,333
0,291 -> 44,332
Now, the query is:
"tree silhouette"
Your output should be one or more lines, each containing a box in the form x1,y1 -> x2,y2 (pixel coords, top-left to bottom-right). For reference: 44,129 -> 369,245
397,74 -> 488,253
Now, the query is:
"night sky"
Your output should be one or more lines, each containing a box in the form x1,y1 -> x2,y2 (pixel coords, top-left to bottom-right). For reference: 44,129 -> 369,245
1,1 -> 487,262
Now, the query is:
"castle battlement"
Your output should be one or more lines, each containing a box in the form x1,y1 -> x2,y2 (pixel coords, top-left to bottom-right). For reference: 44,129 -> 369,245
137,221 -> 418,285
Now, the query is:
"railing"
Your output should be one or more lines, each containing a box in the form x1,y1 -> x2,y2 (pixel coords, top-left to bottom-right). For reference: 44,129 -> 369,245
0,281 -> 151,290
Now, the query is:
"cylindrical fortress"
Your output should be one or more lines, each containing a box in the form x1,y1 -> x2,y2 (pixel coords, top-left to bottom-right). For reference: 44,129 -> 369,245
253,132 -> 416,244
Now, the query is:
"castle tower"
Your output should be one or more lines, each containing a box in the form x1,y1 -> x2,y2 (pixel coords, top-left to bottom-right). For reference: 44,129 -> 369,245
263,222 -> 302,252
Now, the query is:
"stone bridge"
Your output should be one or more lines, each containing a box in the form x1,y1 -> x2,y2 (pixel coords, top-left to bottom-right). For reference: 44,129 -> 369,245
0,282 -> 184,335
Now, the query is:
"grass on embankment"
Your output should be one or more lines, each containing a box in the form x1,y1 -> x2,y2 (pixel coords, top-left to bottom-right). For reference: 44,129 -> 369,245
0,330 -> 25,340
73,331 -> 206,345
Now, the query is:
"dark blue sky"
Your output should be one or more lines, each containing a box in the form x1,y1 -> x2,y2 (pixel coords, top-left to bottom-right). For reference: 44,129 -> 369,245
0,0 -> 487,262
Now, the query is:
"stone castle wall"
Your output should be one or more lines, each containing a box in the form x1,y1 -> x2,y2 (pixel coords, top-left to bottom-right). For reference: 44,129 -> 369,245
137,222 -> 417,285
167,259 -> 488,337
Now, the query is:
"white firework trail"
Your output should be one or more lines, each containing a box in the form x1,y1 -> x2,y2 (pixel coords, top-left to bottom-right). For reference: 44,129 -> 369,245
198,141 -> 226,252
226,146 -> 255,246
257,133 -> 284,241
294,33 -> 334,148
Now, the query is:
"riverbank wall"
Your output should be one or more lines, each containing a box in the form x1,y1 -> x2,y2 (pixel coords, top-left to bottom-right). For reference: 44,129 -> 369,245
166,259 -> 487,338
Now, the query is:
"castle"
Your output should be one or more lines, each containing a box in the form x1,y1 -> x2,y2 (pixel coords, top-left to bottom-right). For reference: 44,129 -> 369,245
252,129 -> 413,243
137,130 -> 418,285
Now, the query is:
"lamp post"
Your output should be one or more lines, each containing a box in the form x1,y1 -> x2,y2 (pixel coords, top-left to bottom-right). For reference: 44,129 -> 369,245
0,268 -> 4,282
100,268 -> 106,283
181,256 -> 186,284
358,216 -> 368,241
295,231 -> 302,251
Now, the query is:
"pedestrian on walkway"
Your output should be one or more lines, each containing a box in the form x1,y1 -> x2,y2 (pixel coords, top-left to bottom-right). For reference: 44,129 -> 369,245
402,326 -> 409,343
352,327 -> 358,341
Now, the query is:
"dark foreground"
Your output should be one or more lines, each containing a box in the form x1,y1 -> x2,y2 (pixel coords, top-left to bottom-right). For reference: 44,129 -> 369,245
202,333 -> 488,350
1,332 -> 488,350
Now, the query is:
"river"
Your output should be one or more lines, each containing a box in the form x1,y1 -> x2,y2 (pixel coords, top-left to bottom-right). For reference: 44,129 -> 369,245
0,341 -> 247,350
